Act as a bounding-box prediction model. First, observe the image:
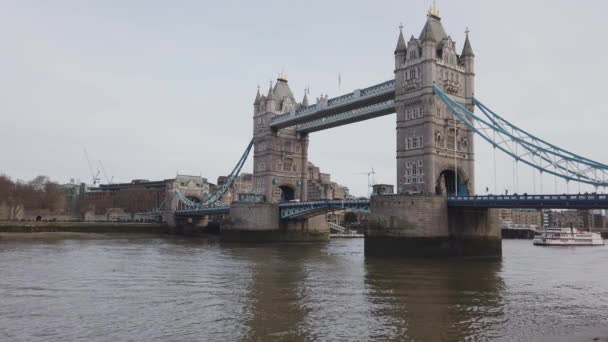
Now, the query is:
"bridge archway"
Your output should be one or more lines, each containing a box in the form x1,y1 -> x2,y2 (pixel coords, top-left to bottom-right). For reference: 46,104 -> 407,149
279,185 -> 295,203
185,196 -> 202,203
436,168 -> 469,196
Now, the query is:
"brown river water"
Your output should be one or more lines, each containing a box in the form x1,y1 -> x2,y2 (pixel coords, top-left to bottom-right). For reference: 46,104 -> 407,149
1,236 -> 607,341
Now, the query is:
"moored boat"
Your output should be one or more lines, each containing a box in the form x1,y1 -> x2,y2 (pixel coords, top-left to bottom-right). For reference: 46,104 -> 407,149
533,227 -> 604,246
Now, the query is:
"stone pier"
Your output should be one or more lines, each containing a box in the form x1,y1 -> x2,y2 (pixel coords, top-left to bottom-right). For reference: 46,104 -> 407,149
364,194 -> 501,257
220,202 -> 329,242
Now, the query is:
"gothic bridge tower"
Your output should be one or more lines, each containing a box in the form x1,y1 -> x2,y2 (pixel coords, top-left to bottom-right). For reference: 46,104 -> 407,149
394,5 -> 475,196
252,73 -> 310,203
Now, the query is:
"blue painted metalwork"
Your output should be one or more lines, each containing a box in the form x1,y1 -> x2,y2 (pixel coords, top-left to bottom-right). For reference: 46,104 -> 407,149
270,80 -> 395,130
175,206 -> 230,218
297,100 -> 396,133
279,199 -> 370,219
433,84 -> 608,188
448,194 -> 608,209
175,139 -> 254,211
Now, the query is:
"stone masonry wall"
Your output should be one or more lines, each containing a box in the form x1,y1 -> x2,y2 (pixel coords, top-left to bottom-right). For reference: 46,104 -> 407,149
223,202 -> 280,231
366,194 -> 448,238
448,207 -> 501,239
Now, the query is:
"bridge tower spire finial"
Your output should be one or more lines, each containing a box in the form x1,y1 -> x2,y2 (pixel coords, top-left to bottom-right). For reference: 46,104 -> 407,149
429,0 -> 440,18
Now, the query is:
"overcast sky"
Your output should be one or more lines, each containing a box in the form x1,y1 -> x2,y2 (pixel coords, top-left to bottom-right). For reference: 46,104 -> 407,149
2,0 -> 608,197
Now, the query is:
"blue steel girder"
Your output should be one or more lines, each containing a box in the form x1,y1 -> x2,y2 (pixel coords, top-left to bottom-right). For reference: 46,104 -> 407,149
175,139 -> 254,210
297,100 -> 396,134
448,194 -> 608,209
279,199 -> 370,219
433,84 -> 608,188
270,80 -> 395,131
175,206 -> 230,218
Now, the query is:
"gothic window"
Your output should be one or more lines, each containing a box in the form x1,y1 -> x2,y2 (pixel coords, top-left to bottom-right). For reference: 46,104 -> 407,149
447,128 -> 456,150
409,50 -> 416,60
404,160 -> 424,184
462,138 -> 469,150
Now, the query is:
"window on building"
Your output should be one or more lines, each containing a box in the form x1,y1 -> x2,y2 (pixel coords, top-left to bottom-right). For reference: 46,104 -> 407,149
447,128 -> 456,150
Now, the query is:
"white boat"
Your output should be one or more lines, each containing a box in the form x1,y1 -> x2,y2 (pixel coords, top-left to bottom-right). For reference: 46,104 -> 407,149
533,227 -> 604,246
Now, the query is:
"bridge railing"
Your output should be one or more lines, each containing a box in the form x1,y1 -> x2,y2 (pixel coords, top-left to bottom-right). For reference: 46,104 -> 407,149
270,80 -> 395,127
449,194 -> 608,201
279,199 -> 370,219
296,100 -> 395,132
279,199 -> 370,208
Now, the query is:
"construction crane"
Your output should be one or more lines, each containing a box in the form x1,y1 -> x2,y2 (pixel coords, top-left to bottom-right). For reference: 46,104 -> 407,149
353,167 -> 375,197
83,149 -> 101,186
98,160 -> 113,184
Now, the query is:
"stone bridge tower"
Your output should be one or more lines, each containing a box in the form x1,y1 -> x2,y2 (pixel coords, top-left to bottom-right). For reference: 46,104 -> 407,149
394,5 -> 475,196
252,74 -> 309,203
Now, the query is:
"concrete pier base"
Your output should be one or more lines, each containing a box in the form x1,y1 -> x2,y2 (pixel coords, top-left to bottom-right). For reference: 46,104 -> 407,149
220,202 -> 329,242
364,194 -> 501,257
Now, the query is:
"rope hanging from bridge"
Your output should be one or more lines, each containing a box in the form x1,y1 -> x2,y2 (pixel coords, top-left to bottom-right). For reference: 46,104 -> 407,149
433,84 -> 608,188
175,139 -> 254,210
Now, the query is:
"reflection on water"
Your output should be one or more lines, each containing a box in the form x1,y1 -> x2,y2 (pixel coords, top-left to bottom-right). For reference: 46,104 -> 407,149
1,236 -> 608,341
364,257 -> 505,341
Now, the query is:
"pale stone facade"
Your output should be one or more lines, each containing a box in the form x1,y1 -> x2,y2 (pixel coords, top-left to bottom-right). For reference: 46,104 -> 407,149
252,77 -> 309,203
307,162 -> 351,201
394,11 -> 475,195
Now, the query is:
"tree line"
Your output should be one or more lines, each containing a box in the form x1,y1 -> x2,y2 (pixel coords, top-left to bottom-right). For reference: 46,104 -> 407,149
0,175 -> 67,212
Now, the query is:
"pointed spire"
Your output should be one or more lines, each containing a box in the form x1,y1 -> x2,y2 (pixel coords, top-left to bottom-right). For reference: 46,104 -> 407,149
254,85 -> 261,104
278,69 -> 287,82
395,22 -> 407,53
420,18 -> 437,42
267,80 -> 274,98
462,28 -> 474,57
429,0 -> 440,18
302,87 -> 309,107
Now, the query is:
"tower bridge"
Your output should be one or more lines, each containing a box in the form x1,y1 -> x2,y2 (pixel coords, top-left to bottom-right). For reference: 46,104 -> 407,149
166,5 -> 608,257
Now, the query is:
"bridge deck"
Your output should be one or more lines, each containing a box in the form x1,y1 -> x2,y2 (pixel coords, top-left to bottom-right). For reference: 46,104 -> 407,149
173,194 -> 608,219
448,194 -> 608,209
270,80 -> 395,132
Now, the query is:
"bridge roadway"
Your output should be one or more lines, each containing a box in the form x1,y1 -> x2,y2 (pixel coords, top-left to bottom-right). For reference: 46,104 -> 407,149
175,194 -> 608,219
174,199 -> 370,219
270,80 -> 396,133
448,194 -> 608,209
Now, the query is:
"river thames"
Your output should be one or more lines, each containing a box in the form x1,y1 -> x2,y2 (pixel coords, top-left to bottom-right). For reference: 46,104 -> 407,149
1,236 -> 607,341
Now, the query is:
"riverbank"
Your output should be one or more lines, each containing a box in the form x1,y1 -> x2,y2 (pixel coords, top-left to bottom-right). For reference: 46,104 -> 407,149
0,221 -> 167,235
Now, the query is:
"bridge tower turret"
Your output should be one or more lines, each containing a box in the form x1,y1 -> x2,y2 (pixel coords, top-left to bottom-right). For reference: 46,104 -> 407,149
394,7 -> 475,196
252,74 -> 309,203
